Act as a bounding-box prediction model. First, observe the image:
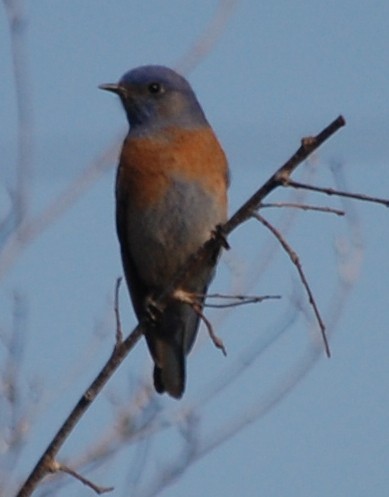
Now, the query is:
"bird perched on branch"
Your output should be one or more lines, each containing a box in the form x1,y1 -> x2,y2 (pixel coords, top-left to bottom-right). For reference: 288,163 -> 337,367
100,65 -> 229,398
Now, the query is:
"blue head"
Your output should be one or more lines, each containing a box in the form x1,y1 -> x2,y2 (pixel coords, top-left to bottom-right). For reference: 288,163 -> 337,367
99,65 -> 209,135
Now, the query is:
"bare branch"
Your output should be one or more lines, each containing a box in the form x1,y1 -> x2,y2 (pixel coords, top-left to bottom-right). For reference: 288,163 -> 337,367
260,202 -> 345,216
252,212 -> 331,357
16,323 -> 144,497
15,116 -> 345,497
57,463 -> 114,495
203,293 -> 281,308
156,117 -> 347,315
223,116 -> 346,234
173,289 -> 227,354
192,302 -> 227,356
286,179 -> 389,207
130,164 -> 365,496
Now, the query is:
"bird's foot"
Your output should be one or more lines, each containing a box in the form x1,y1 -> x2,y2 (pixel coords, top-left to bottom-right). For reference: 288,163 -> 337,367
145,296 -> 165,323
212,224 -> 230,250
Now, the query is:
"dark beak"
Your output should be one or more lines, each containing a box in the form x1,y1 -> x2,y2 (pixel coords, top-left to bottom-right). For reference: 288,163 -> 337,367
98,83 -> 124,95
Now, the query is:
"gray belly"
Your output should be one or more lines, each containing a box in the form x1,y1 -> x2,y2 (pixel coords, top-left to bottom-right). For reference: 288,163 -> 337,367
126,179 -> 225,290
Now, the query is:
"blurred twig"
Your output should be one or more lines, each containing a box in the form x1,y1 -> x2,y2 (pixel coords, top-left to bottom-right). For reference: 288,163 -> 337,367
0,292 -> 29,494
3,0 -> 33,228
0,141 -> 120,280
175,0 -> 240,75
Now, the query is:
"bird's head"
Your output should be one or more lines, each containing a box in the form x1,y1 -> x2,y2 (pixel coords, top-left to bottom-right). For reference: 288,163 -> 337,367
99,65 -> 208,135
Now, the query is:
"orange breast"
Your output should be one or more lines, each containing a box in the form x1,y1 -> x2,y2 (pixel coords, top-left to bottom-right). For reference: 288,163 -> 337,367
116,126 -> 228,209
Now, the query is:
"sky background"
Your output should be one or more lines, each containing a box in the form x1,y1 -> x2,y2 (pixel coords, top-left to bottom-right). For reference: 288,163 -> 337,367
1,1 -> 389,496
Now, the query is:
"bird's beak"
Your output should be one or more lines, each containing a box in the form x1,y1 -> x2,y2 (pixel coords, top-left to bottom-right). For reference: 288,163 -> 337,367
98,83 -> 124,96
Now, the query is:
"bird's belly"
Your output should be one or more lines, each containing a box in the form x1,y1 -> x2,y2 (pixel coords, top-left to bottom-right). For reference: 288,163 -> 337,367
125,179 -> 225,290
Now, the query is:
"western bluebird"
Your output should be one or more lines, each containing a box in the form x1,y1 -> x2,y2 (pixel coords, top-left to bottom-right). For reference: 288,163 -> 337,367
100,65 -> 229,398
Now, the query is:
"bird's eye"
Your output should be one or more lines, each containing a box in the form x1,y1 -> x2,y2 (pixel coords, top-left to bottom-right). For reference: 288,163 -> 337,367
148,82 -> 162,94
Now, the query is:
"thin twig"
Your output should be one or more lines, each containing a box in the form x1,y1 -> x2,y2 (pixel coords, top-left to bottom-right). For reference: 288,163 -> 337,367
192,303 -> 227,356
286,180 -> 389,207
252,212 -> 331,357
260,202 -> 345,216
202,293 -> 281,308
0,141 -> 120,280
173,289 -> 227,354
3,0 -> 34,225
0,291 -> 29,490
58,463 -> 114,495
174,0 -> 240,75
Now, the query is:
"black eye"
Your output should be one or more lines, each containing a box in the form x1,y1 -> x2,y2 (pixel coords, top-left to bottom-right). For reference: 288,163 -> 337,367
148,82 -> 162,94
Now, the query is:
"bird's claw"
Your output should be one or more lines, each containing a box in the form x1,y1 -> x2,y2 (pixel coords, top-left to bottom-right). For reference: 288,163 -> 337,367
146,297 -> 165,323
212,224 -> 230,250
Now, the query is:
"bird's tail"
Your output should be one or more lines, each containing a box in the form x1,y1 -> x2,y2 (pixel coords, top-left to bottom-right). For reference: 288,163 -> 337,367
147,302 -> 201,398
153,338 -> 185,398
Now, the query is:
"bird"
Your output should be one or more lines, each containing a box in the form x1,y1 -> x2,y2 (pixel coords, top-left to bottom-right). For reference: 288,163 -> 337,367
99,65 -> 229,398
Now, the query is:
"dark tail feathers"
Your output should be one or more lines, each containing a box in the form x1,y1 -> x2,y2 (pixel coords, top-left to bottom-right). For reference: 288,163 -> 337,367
153,338 -> 185,398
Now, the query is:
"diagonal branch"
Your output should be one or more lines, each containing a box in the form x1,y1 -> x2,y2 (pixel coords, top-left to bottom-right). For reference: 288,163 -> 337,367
16,324 -> 145,497
223,116 -> 346,234
0,141 -> 120,280
16,116 -> 346,497
174,0 -> 240,75
158,116 -> 347,307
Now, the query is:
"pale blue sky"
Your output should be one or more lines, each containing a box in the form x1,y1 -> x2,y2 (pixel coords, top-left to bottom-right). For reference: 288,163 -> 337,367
1,1 -> 389,496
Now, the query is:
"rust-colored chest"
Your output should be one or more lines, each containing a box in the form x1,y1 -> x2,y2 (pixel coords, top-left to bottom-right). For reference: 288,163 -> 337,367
116,127 -> 228,209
